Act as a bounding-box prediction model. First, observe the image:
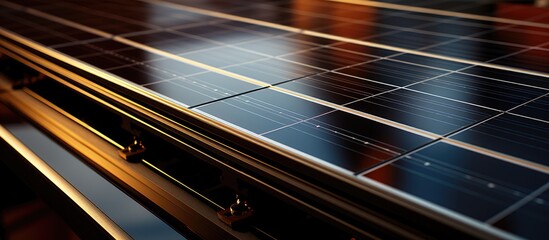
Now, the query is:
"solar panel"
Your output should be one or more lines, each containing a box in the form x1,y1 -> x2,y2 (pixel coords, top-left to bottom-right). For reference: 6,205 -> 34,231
1,0 -> 548,238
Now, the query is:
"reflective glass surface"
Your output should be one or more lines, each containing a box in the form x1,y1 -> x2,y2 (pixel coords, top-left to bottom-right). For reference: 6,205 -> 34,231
347,89 -> 497,135
451,114 -> 549,167
263,110 -> 432,172
2,0 -> 548,238
365,142 -> 547,221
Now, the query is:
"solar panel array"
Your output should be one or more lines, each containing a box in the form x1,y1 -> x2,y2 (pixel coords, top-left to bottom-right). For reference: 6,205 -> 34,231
1,0 -> 548,238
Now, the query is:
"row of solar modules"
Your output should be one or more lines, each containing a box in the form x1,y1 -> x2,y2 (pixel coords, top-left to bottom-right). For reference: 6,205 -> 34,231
2,0 -> 549,74
0,0 -> 547,238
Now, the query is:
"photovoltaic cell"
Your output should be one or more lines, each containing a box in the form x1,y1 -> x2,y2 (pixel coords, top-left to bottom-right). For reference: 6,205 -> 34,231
145,71 -> 260,107
390,53 -> 471,71
196,88 -> 334,134
280,47 -> 378,70
347,89 -> 497,135
450,114 -> 549,167
263,110 -> 432,172
491,49 -> 549,74
180,46 -> 266,68
424,39 -> 525,62
494,189 -> 549,239
223,58 -> 323,85
337,59 -> 449,87
277,72 -> 395,105
365,142 -> 547,221
510,95 -> 549,122
459,66 -> 549,89
407,73 -> 548,110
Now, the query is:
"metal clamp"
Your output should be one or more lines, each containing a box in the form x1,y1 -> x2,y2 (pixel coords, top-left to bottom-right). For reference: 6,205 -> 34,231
217,194 -> 255,230
118,136 -> 146,162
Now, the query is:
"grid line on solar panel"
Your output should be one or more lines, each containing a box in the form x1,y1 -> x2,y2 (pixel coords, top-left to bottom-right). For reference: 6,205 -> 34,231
449,113 -> 549,168
0,10 -> 103,46
179,47 -> 266,68
486,182 -> 549,225
390,53 -> 471,71
25,7 -> 113,38
423,39 -> 527,62
196,89 -> 336,134
276,72 -> 396,105
363,142 -> 548,221
336,59 -> 452,87
144,74 -> 262,108
55,2 -> 162,30
510,95 -> 549,122
233,37 -> 321,57
405,73 -> 548,111
346,89 -> 498,135
171,24 -> 272,45
258,109 -> 435,172
436,100 -> 548,171
459,66 -> 549,90
491,48 -> 549,74
222,58 -> 324,85
279,47 -> 379,71
493,187 -> 549,239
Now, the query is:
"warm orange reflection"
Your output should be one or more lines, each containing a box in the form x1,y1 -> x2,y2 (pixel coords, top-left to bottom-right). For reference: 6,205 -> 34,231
495,3 -> 549,46
291,0 -> 378,40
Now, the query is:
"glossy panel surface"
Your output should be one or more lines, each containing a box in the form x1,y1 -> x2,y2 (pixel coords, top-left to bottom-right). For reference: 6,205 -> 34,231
196,88 -> 333,134
224,58 -> 323,85
277,72 -> 395,105
331,42 -> 400,57
174,24 -> 269,44
367,31 -> 455,49
144,58 -> 206,77
2,0 -> 548,238
407,73 -> 547,110
108,64 -> 178,85
424,39 -> 524,62
281,47 -> 378,70
365,142 -> 547,221
510,95 -> 549,122
126,31 -> 221,55
460,66 -> 549,89
263,110 -> 432,172
145,72 -> 260,107
180,46 -> 266,68
473,29 -> 549,46
234,37 -> 318,56
347,89 -> 497,135
77,53 -> 134,70
451,114 -> 549,167
337,59 -> 449,87
0,10 -> 102,46
492,49 -> 549,74
418,22 -> 495,36
494,189 -> 549,239
391,54 -> 471,71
